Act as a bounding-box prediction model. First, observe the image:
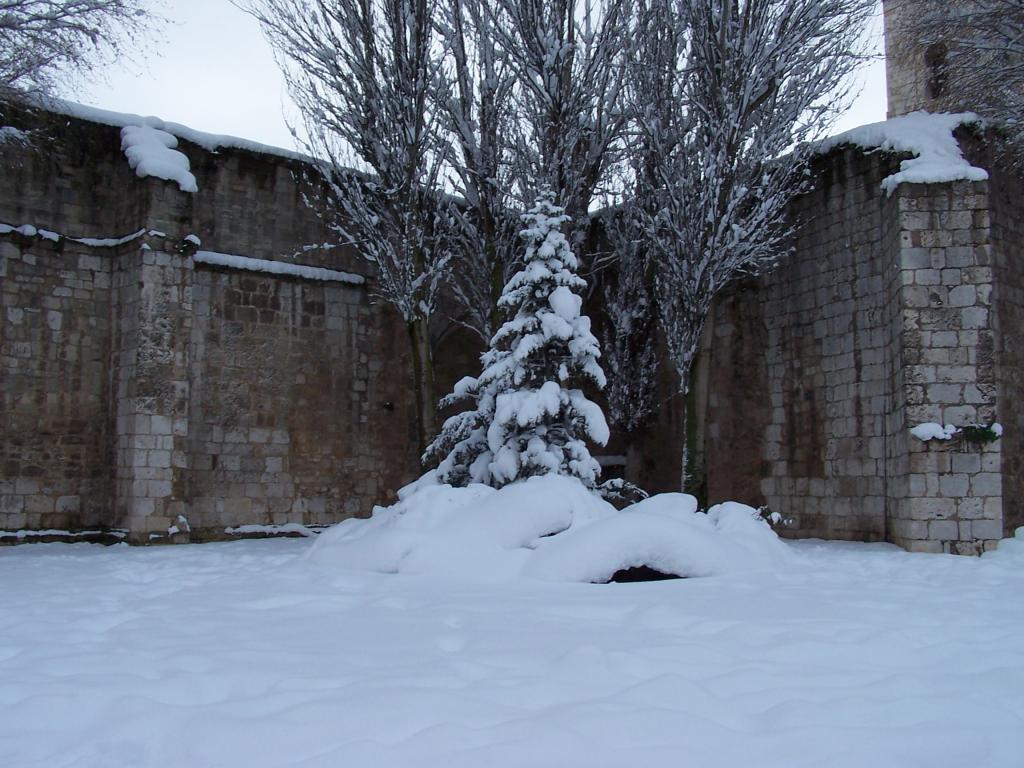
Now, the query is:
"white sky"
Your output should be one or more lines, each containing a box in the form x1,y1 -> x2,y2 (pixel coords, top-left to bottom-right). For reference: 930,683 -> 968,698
76,0 -> 889,151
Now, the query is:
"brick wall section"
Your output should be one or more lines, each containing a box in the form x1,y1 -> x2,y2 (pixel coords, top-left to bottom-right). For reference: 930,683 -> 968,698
704,147 -> 900,541
1,107 -> 419,541
185,267 -> 416,539
703,283 -> 769,506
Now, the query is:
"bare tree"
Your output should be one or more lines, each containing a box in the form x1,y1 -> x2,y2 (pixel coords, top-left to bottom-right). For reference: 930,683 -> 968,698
247,0 -> 453,457
0,0 -> 152,102
489,0 -> 631,249
599,0 -> 680,431
436,0 -> 521,340
433,0 -> 634,342
600,217 -> 659,432
608,0 -> 874,484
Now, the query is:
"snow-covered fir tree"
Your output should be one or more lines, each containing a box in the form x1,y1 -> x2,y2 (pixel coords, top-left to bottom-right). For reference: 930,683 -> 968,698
427,192 -> 610,489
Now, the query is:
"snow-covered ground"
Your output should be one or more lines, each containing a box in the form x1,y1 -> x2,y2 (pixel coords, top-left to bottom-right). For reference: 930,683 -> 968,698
2,535 -> 1022,768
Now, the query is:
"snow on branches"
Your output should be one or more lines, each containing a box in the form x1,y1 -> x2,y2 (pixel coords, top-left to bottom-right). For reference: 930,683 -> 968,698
618,0 -> 875,395
0,0 -> 153,102
427,193 -> 609,489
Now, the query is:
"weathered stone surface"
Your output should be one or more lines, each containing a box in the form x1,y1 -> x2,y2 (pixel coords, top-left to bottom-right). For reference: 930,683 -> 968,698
695,142 -> 1013,555
1,107 -> 419,542
702,146 -> 902,543
2,105 -> 1019,555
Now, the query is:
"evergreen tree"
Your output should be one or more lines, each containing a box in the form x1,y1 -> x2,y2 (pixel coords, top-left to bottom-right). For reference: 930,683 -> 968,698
427,192 -> 609,489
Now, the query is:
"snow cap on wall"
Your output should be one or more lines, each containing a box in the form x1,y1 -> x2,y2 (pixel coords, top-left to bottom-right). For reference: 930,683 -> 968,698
818,112 -> 988,195
120,120 -> 198,193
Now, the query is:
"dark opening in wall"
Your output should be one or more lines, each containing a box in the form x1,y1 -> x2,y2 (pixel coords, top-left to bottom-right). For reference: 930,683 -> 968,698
925,41 -> 949,99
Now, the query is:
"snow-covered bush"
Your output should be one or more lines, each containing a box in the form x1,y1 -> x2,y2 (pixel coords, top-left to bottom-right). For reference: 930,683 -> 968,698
307,474 -> 791,582
426,193 -> 609,490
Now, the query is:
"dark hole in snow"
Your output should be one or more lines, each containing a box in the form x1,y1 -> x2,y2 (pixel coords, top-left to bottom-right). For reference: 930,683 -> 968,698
604,566 -> 685,584
538,524 -> 571,540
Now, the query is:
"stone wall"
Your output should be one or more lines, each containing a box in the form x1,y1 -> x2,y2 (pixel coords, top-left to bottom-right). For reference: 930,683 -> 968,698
704,146 -> 900,541
986,147 -> 1024,537
185,267 -> 415,540
1,107 -> 419,542
0,235 -> 116,532
699,140 -> 1013,554
2,104 -> 1020,552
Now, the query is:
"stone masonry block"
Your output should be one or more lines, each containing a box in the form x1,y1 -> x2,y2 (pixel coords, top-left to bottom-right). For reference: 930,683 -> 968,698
951,453 -> 981,474
929,520 -> 959,540
970,473 -> 1001,497
909,497 -> 956,520
957,497 -> 985,519
905,539 -> 945,554
938,474 -> 969,497
971,519 -> 1003,540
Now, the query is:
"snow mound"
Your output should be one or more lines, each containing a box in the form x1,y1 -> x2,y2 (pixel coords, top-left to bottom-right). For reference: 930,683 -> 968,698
527,496 -> 788,582
308,475 -> 790,582
120,121 -> 198,193
819,112 -> 988,195
984,527 -> 1024,565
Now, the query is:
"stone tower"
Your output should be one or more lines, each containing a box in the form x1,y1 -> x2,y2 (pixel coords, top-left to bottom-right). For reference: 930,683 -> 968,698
883,0 -> 968,117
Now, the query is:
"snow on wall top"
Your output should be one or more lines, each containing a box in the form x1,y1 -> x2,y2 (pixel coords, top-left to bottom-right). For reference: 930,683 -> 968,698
818,112 -> 989,195
41,98 -> 309,163
194,250 -> 365,285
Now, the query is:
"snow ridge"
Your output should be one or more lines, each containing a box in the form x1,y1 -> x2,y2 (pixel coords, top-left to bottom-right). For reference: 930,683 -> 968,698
1,221 -> 149,247
194,251 -> 365,285
42,97 -> 308,162
0,528 -> 126,540
225,523 -> 318,537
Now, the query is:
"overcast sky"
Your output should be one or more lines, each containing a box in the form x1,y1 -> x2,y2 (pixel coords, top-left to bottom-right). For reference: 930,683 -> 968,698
75,0 -> 889,151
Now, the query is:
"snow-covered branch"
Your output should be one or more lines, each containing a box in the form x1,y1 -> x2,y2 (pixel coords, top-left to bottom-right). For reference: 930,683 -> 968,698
622,0 -> 875,395
435,0 -> 522,341
0,0 -> 154,103
487,0 -> 631,244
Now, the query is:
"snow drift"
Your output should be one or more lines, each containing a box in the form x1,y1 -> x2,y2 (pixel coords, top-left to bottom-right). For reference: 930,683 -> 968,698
308,475 -> 790,582
983,526 -> 1024,566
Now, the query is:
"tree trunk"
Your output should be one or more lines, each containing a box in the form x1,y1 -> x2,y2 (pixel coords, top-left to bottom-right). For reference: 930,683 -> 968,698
407,316 -> 437,462
488,232 -> 504,337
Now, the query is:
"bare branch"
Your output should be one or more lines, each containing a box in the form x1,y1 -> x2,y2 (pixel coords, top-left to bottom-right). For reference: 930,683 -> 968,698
0,0 -> 155,102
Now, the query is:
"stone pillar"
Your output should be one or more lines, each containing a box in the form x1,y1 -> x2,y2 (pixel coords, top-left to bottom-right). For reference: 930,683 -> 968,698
887,180 -> 1003,554
112,236 -> 193,542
